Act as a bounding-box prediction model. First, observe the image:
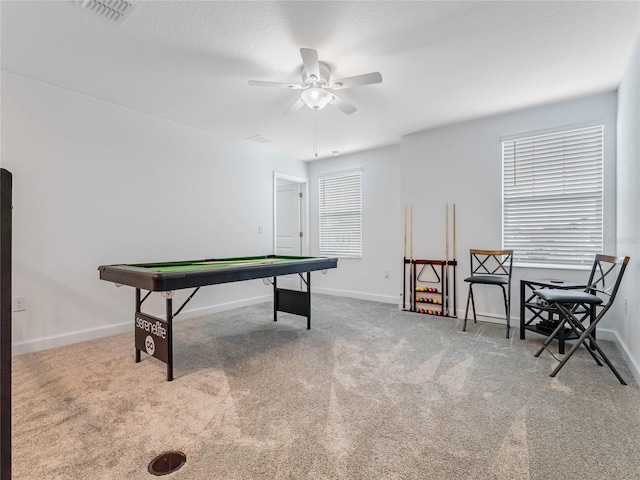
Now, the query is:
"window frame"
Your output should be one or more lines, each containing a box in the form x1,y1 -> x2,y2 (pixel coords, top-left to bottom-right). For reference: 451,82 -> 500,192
502,125 -> 604,268
318,168 -> 363,258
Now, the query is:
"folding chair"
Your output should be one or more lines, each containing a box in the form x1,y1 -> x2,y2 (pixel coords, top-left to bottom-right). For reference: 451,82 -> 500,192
533,254 -> 630,385
463,249 -> 513,338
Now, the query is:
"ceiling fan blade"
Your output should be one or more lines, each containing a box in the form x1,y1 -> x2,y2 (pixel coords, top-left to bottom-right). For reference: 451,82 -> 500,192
329,94 -> 357,115
283,97 -> 306,115
330,72 -> 383,89
248,80 -> 306,89
300,48 -> 320,81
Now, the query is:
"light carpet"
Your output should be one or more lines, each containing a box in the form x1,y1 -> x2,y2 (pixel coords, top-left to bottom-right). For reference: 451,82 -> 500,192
12,295 -> 640,479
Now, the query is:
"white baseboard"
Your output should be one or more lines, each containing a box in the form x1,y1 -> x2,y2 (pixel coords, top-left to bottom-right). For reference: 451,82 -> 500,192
12,321 -> 132,356
313,287 -> 399,305
12,294 -> 271,356
606,329 -> 640,385
174,294 -> 271,321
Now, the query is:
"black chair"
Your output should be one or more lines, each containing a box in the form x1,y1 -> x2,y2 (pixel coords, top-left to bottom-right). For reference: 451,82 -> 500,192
463,249 -> 513,338
533,254 -> 630,384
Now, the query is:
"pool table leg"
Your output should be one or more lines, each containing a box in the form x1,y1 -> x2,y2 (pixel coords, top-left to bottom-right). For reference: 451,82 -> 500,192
273,273 -> 312,329
133,288 -> 174,381
166,297 -> 173,382
135,288 -> 141,363
306,272 -> 311,330
273,276 -> 278,323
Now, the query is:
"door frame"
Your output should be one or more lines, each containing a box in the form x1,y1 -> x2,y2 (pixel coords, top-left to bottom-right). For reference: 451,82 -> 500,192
273,171 -> 308,257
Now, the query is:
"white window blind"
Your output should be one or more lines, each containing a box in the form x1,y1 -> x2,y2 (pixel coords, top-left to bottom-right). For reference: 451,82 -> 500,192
502,125 -> 604,267
319,169 -> 362,257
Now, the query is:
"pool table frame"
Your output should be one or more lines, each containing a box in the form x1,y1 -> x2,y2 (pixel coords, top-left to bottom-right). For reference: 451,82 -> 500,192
98,255 -> 338,381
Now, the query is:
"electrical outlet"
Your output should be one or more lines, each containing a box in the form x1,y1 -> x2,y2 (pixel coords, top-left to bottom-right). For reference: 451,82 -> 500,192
384,270 -> 390,279
13,297 -> 26,312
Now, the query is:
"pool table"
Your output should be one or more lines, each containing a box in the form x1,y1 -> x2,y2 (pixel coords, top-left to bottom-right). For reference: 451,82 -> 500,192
98,255 -> 338,381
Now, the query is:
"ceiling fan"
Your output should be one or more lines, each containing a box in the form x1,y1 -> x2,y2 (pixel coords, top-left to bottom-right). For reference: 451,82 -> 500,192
248,48 -> 382,115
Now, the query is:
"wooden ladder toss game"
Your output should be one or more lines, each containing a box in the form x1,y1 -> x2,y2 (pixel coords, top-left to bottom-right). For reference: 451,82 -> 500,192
402,203 -> 457,318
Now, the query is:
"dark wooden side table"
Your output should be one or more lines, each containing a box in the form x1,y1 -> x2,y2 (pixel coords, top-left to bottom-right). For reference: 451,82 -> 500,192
520,279 -> 593,354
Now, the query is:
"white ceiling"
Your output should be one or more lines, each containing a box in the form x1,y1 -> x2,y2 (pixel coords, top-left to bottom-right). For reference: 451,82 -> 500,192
2,1 -> 639,161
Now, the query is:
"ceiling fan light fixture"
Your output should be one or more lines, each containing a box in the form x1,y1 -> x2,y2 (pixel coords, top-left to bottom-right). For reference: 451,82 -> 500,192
248,48 -> 380,115
301,87 -> 333,110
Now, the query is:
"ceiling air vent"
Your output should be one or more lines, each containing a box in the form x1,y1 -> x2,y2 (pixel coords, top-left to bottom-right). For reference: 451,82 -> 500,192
74,0 -> 138,25
246,135 -> 272,144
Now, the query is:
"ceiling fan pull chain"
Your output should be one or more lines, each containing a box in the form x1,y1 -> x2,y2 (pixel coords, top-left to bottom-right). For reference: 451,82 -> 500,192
313,111 -> 318,157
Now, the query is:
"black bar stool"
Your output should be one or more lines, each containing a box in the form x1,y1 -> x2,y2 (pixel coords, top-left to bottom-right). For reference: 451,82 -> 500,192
463,249 -> 513,338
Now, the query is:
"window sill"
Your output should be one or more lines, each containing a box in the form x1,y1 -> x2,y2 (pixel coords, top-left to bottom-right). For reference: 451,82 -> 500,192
513,262 -> 591,271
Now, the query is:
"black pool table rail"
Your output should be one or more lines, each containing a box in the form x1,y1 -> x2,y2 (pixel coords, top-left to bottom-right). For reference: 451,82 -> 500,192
98,255 -> 337,291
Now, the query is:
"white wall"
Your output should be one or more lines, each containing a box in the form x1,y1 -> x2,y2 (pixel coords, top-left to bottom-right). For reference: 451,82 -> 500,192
401,92 -> 619,321
616,34 -> 640,384
308,145 -> 402,304
2,72 -> 307,354
2,58 -> 635,372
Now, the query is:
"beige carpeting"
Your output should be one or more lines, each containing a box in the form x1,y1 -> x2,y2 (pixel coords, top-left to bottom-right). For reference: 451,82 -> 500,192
12,295 -> 640,479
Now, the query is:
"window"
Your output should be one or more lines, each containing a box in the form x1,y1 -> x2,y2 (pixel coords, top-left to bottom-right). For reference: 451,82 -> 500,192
502,125 -> 604,267
319,169 -> 362,257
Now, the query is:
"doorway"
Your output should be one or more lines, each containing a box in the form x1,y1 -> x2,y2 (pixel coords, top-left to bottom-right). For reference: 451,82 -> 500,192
274,172 -> 308,290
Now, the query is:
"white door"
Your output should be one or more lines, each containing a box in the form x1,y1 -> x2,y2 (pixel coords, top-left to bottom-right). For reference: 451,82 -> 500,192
276,179 -> 302,290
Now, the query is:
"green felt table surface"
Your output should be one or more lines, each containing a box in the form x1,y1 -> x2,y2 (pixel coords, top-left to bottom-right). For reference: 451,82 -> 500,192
128,256 -> 307,273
